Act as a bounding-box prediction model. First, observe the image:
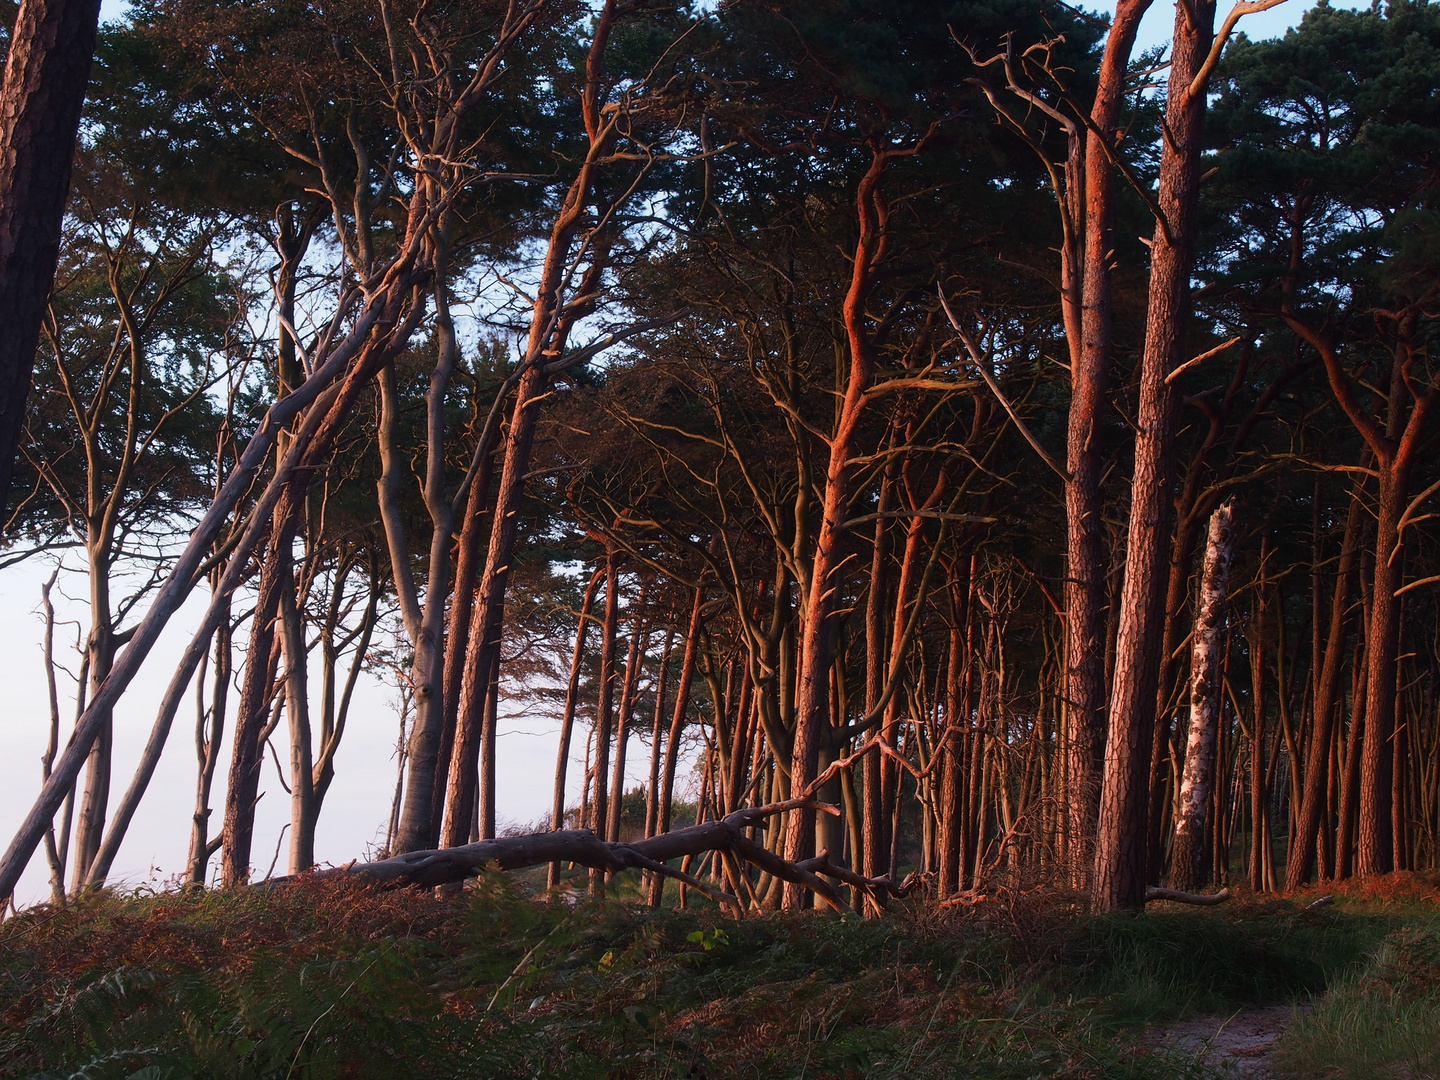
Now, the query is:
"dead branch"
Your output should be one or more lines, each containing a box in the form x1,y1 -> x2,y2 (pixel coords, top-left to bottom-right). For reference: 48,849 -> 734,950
1144,886 -> 1232,906
265,799 -> 899,914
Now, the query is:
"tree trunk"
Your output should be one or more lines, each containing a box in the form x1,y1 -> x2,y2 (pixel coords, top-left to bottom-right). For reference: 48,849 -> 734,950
280,564 -> 317,874
221,527 -> 290,887
1356,468 -> 1408,875
548,567 -> 603,888
1286,311 -> 1435,879
1094,0 -> 1214,912
380,265 -> 459,854
639,628 -> 675,897
1063,0 -> 1154,889
938,555 -> 974,897
432,439 -> 500,844
1170,502 -> 1235,891
650,584 -> 703,906
784,144 -> 899,908
861,454 -> 896,879
1250,540 -> 1271,892
187,595 -> 230,884
876,461 -> 954,877
0,0 -> 103,513
587,550 -> 621,892
606,588 -> 649,842
1285,485 -> 1362,889
439,360 -> 549,851
433,5 -> 623,853
1336,603 -> 1367,879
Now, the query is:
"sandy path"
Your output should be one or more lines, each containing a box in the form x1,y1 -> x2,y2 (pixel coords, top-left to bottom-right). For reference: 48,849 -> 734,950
1149,1003 -> 1307,1078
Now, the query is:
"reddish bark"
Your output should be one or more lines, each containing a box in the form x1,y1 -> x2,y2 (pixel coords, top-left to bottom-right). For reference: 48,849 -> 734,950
1285,486 -> 1363,889
1287,314 -> 1436,877
784,142 -> 908,909
1063,0 -> 1156,884
1094,0 -> 1215,912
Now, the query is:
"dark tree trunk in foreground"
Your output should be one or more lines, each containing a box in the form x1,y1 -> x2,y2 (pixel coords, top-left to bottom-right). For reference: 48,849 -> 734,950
0,0 -> 103,517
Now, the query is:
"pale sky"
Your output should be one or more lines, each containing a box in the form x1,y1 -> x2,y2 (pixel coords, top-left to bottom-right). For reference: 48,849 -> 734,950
1125,0 -> 1373,53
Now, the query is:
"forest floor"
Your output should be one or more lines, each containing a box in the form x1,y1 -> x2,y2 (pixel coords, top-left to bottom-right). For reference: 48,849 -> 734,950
1,869 -> 1438,1079
1148,1003 -> 1304,1077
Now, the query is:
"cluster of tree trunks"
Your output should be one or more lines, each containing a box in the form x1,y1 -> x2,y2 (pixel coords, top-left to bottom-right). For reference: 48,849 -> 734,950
1,0 -> 1438,917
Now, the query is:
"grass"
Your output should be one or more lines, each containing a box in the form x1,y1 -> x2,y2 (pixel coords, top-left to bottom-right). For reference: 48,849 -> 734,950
0,872 -> 1435,1080
1271,904 -> 1440,1079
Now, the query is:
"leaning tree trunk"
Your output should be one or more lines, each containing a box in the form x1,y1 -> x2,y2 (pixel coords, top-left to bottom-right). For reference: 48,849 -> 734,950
1170,502 -> 1235,891
432,5 -> 623,853
0,275 -> 404,903
440,360 -> 549,850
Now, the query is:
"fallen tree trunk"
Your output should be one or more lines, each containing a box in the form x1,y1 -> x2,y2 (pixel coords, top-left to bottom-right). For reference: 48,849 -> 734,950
267,799 -> 906,915
1144,886 -> 1231,906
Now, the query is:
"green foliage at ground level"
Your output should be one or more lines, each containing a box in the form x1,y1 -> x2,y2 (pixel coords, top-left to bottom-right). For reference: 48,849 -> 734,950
1272,913 -> 1440,1079
1,876 -> 1436,1079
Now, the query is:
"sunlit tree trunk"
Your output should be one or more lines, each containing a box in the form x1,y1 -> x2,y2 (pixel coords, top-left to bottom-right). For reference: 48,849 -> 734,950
1061,0 -> 1156,889
1094,0 -> 1215,912
784,142 -> 908,909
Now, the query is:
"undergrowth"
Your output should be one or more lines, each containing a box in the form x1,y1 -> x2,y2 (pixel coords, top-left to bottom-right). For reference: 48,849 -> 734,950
0,874 -> 1429,1080
1272,912 -> 1440,1079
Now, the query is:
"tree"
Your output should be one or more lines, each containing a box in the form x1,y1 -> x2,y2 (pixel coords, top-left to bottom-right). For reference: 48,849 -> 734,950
0,0 -> 104,516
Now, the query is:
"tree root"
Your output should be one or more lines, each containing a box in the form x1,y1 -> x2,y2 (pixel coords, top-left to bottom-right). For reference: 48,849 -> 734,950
266,798 -> 904,914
